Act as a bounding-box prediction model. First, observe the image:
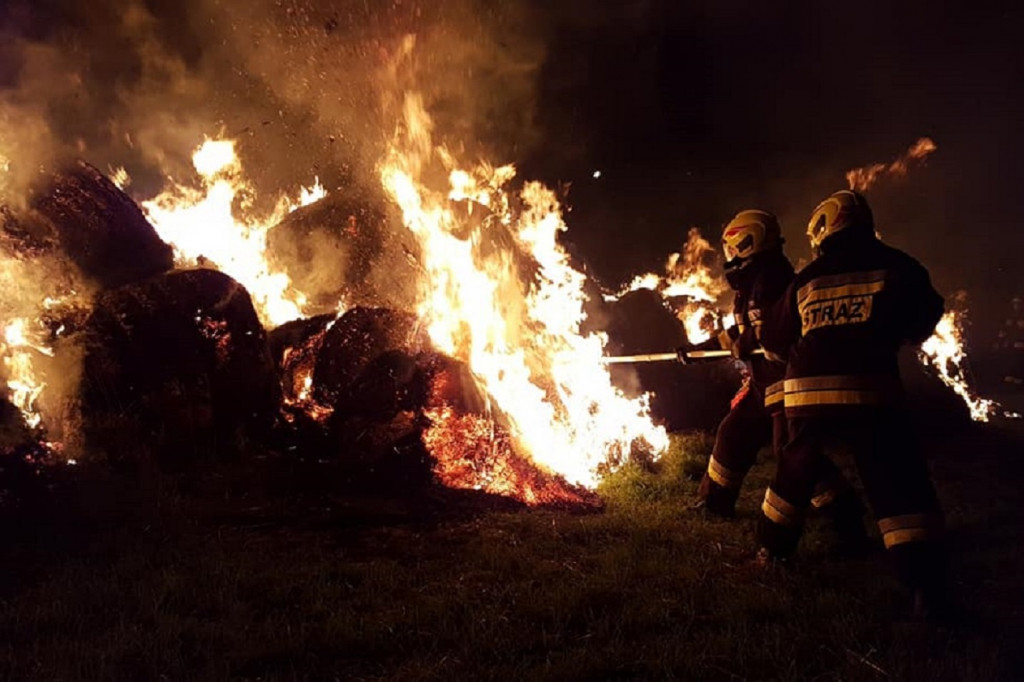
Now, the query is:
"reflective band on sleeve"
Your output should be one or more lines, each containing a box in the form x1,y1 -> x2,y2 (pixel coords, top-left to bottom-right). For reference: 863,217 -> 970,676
877,513 -> 943,548
761,488 -> 804,526
707,455 -> 743,488
763,381 -> 785,408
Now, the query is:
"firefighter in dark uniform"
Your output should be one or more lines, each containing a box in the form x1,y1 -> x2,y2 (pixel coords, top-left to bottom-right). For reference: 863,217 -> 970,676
758,190 -> 947,617
678,210 -> 866,547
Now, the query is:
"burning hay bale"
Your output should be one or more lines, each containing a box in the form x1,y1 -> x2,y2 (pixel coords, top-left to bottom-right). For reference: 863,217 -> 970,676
600,288 -> 740,431
312,307 -> 430,412
269,314 -> 338,368
418,355 -> 600,509
17,160 -> 174,289
270,306 -> 596,505
268,313 -> 337,403
301,307 -> 432,485
80,268 -> 280,471
266,192 -> 418,313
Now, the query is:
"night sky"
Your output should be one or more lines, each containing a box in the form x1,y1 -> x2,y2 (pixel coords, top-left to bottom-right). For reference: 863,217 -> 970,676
2,0 -> 1022,336
518,0 -> 1023,336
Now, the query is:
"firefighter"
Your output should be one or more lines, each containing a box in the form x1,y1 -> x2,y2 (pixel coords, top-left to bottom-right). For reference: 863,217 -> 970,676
758,190 -> 948,618
678,210 -> 866,551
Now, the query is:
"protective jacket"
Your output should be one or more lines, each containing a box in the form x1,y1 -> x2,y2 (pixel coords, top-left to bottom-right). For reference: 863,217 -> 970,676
695,249 -> 793,413
761,229 -> 943,416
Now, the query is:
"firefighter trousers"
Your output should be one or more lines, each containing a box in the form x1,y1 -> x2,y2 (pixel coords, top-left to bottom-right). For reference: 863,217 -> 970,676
701,386 -> 855,519
759,409 -> 945,595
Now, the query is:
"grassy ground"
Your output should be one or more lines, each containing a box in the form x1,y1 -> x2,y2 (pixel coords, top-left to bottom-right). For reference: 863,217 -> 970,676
1,419 -> 1022,681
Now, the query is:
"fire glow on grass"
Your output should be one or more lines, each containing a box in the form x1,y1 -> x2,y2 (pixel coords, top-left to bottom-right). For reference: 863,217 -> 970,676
380,93 -> 668,489
141,139 -> 327,327
606,228 -> 727,344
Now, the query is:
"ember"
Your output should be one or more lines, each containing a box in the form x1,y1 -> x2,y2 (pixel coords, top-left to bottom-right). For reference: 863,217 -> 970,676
424,406 -> 599,508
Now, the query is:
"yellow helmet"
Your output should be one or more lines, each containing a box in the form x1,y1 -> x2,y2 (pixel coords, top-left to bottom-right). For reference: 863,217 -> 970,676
806,190 -> 873,251
721,209 -> 782,264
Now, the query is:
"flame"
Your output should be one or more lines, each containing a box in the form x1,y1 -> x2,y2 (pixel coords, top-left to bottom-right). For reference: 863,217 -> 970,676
423,406 -> 599,507
918,309 -> 1007,422
296,373 -> 313,403
847,137 -> 937,192
0,242 -> 78,437
606,228 -> 727,344
380,93 -> 667,489
108,166 -> 130,190
140,138 -> 327,327
279,320 -> 336,423
1,318 -> 51,429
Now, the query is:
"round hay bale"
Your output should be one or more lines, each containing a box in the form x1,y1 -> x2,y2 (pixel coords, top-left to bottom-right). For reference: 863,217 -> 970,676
27,161 -> 173,288
81,268 -> 280,471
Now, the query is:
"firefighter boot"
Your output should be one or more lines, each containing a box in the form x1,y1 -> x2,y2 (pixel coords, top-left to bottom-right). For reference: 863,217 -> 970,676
697,473 -> 739,518
818,492 -> 873,559
756,514 -> 802,560
890,541 -> 952,623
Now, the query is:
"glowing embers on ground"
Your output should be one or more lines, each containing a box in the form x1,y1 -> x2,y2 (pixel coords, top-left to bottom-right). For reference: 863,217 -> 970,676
424,406 -> 599,507
380,93 -> 668,490
140,138 -> 327,327
605,228 -> 727,344
919,309 -> 1016,422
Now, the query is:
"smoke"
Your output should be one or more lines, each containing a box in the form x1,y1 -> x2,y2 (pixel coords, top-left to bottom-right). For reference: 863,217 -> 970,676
0,0 -> 549,206
0,0 -> 552,302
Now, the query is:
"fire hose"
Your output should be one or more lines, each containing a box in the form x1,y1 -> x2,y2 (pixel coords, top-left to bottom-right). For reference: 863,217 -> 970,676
599,349 -> 765,364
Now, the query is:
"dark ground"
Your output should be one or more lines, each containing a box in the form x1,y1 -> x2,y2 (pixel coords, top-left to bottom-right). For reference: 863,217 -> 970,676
1,406 -> 1023,681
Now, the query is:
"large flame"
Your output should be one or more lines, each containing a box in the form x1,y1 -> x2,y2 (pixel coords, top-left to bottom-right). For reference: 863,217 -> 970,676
380,93 -> 668,489
140,139 -> 327,327
607,228 -> 727,343
847,137 -> 937,192
918,309 -> 1011,422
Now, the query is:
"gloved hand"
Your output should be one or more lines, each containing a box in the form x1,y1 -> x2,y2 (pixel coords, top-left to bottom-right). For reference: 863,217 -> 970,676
675,344 -> 694,364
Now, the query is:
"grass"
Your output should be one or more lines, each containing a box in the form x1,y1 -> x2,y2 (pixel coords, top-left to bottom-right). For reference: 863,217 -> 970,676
1,422 -> 1022,681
